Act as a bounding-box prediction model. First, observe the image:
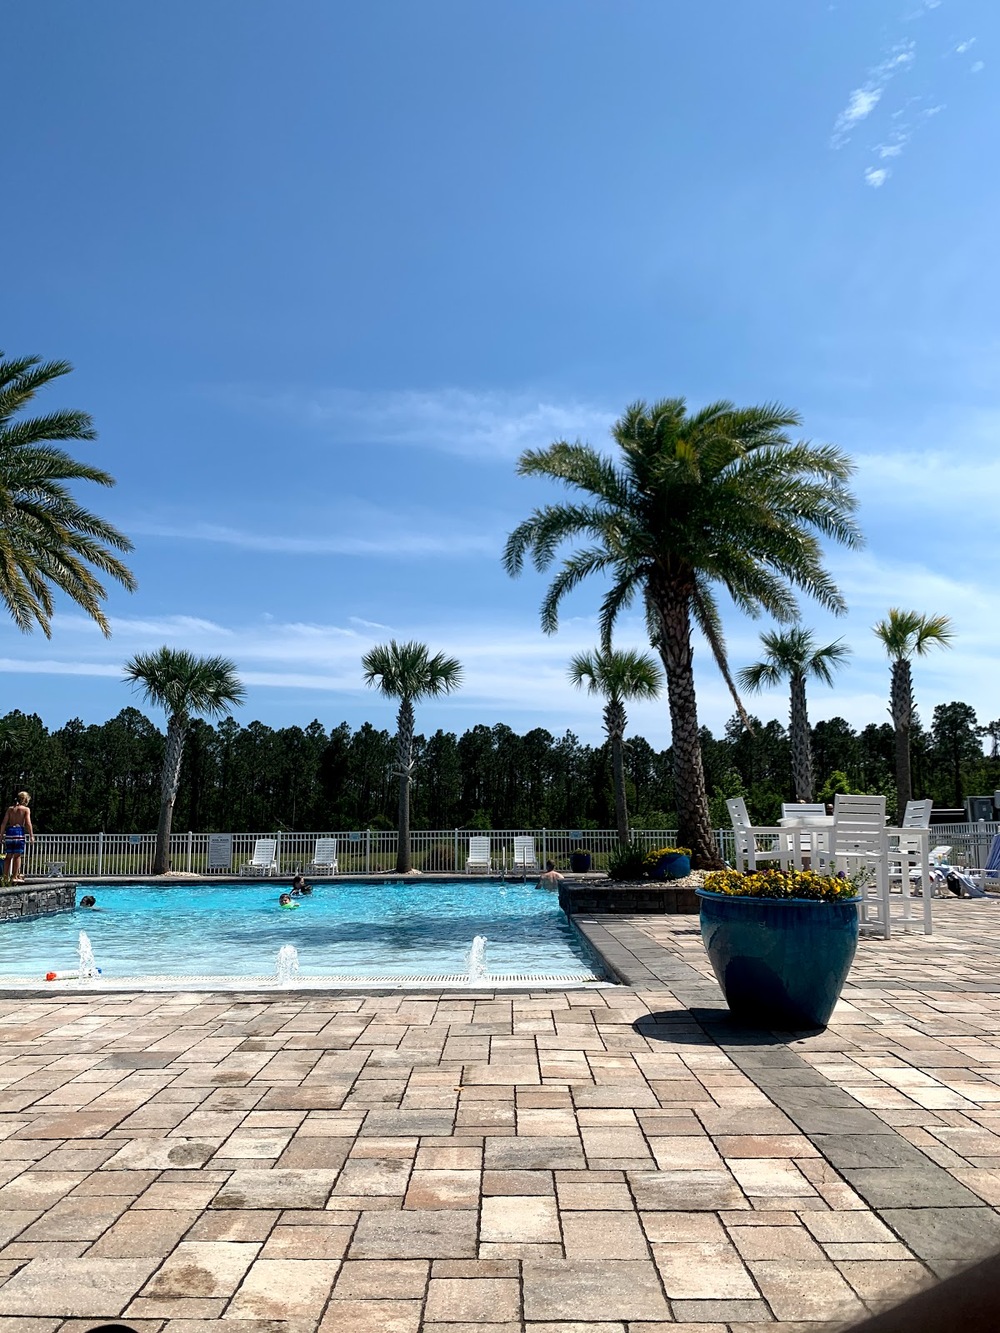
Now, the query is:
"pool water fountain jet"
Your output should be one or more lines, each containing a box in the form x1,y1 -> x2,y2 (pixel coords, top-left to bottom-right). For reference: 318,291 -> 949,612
466,934 -> 488,985
78,931 -> 100,982
275,944 -> 300,986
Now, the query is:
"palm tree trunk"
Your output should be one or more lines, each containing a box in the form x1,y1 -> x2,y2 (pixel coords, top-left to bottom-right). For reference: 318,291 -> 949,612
395,698 -> 415,874
789,674 -> 814,802
604,698 -> 629,847
654,587 -> 722,869
890,660 -> 913,817
153,715 -> 186,875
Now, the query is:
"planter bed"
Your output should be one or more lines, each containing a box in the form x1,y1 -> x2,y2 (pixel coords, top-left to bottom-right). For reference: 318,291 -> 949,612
559,878 -> 701,915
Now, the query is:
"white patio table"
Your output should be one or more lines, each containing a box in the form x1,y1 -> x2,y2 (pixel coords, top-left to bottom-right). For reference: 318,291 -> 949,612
777,814 -> 834,868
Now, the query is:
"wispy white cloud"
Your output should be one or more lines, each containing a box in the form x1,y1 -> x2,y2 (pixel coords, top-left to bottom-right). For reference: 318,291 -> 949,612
864,167 -> 889,188
971,60 -> 985,73
831,42 -> 915,149
955,37 -> 977,55
129,517 -> 501,559
218,384 -> 616,462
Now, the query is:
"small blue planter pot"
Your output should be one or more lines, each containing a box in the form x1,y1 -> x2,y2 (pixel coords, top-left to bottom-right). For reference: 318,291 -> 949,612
696,889 -> 861,1029
651,853 -> 691,881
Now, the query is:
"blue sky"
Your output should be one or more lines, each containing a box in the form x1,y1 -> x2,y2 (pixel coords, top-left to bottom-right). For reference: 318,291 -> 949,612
4,0 -> 998,747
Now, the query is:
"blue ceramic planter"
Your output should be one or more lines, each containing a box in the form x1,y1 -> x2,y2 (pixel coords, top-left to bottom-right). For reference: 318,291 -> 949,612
696,889 -> 860,1029
651,852 -> 691,881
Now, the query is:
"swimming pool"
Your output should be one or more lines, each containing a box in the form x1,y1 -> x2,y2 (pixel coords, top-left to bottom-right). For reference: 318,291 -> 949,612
0,880 -> 605,985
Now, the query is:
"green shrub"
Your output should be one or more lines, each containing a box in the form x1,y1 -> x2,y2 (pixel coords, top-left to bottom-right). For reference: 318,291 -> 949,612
607,842 -> 647,881
416,841 -> 457,873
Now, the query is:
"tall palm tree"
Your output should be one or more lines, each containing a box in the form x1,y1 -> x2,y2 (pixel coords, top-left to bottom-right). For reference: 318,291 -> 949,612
739,627 -> 850,803
0,352 -> 136,635
362,640 -> 463,873
504,398 -> 862,867
873,609 -> 953,815
568,646 -> 663,846
124,648 -> 246,874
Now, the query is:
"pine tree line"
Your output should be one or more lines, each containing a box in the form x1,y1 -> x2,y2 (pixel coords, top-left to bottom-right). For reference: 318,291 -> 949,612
0,702 -> 995,836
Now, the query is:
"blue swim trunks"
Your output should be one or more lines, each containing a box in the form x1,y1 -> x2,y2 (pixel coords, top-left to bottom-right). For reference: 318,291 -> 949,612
4,825 -> 25,855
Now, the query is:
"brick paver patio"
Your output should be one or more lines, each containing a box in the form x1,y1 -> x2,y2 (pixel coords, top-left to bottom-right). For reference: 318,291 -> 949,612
1,896 -> 999,1330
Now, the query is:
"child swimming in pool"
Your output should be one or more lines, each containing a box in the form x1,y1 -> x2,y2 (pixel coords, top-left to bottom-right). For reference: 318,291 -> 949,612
278,893 -> 299,909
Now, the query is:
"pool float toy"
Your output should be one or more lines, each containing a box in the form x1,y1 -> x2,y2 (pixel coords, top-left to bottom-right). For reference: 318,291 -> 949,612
44,967 -> 102,981
279,901 -> 299,910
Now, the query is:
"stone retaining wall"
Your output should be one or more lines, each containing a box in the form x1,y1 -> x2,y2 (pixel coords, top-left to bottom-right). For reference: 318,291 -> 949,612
0,882 -> 76,921
559,880 -> 700,915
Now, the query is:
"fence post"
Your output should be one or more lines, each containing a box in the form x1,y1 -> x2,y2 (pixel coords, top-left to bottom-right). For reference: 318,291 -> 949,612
96,830 -> 104,878
541,828 -> 547,869
186,831 -> 193,875
454,828 -> 459,873
366,828 -> 371,875
275,829 -> 283,877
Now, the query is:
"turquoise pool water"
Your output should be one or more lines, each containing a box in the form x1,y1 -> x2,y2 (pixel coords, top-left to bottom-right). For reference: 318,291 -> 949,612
0,880 -> 602,980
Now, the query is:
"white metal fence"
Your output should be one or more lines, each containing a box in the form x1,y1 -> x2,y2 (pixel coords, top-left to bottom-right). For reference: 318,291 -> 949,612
22,822 -> 995,879
19,827 -> 737,879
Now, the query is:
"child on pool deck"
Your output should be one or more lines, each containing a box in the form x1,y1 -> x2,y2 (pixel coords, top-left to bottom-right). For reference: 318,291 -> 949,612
0,792 -> 34,883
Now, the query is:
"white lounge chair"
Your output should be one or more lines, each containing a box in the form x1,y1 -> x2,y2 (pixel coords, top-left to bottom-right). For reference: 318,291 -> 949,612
466,836 -> 492,873
241,838 -> 278,877
307,838 -> 338,876
513,836 -> 538,873
971,834 -> 1000,891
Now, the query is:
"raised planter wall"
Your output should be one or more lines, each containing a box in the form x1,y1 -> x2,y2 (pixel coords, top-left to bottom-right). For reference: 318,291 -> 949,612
559,881 -> 699,915
0,882 -> 76,921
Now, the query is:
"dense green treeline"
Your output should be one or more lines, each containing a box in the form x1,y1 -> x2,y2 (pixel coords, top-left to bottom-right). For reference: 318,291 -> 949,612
0,703 -> 996,834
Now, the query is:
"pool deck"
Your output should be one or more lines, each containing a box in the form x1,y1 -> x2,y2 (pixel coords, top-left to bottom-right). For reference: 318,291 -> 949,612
0,899 -> 999,1329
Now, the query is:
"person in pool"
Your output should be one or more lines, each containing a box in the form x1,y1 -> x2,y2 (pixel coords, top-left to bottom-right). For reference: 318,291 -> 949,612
537,860 -> 564,889
0,791 -> 34,883
290,875 -> 313,897
79,894 -> 102,909
278,893 -> 299,909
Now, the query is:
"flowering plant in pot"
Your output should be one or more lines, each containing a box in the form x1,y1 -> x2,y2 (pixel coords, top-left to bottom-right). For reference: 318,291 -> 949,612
696,867 -> 864,1029
643,845 -> 692,881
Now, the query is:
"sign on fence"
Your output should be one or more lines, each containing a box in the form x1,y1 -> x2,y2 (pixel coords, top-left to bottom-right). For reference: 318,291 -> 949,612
207,834 -> 233,872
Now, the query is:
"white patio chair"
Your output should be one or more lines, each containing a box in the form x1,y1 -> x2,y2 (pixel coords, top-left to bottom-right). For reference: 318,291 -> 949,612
819,795 -> 890,937
781,802 -> 827,819
307,838 -> 338,876
466,836 -> 492,874
886,800 -> 935,933
726,797 -> 792,871
512,836 -> 538,873
240,838 -> 278,877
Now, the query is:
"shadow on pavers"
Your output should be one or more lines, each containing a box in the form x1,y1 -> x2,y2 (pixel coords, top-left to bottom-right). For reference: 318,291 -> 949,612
632,1005 -> 824,1043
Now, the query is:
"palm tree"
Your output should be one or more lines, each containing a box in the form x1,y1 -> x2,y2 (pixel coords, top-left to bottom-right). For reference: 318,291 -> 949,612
739,627 -> 850,803
873,609 -> 953,815
0,352 -> 136,635
568,647 -> 663,846
362,640 -> 463,873
124,648 -> 246,874
504,398 -> 862,867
